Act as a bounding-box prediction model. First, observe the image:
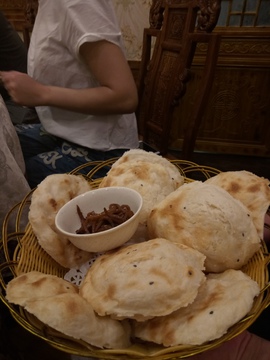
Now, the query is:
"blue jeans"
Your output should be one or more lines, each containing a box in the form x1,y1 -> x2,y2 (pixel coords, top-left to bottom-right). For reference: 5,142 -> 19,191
15,124 -> 127,188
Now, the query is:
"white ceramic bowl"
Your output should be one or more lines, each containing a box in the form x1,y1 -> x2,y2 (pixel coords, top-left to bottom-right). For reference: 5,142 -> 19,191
55,186 -> 143,253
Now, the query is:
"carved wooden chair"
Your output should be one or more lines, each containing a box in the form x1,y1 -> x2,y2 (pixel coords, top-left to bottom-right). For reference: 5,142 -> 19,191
136,0 -> 222,159
22,0 -> 38,48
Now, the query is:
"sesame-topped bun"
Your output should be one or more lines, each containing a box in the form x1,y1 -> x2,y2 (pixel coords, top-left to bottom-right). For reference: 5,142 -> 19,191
80,238 -> 206,321
133,269 -> 260,346
107,149 -> 184,184
147,181 -> 261,273
206,170 -> 270,239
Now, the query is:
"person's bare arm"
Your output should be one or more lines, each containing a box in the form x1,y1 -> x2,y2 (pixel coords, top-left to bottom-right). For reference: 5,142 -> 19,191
0,40 -> 138,115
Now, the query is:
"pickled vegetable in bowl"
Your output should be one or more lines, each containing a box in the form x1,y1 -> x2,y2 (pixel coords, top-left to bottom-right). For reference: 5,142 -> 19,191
55,187 -> 143,253
76,203 -> 135,234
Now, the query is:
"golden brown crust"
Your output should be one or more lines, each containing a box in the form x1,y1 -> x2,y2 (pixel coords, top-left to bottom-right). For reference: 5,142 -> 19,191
29,174 -> 95,268
80,238 -> 206,321
133,269 -> 260,346
6,271 -> 130,349
147,181 -> 261,272
99,150 -> 184,225
206,170 -> 270,239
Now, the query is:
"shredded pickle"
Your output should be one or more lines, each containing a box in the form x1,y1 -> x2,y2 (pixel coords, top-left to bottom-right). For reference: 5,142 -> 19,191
76,203 -> 134,234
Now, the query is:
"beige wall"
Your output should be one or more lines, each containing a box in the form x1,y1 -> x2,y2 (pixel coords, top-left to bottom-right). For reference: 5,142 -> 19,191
112,0 -> 151,61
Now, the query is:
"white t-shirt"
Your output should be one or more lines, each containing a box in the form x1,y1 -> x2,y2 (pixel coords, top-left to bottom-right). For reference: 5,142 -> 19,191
28,0 -> 139,151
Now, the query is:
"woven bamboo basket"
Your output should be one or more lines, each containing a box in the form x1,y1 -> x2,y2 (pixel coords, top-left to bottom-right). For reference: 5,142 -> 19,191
0,159 -> 269,359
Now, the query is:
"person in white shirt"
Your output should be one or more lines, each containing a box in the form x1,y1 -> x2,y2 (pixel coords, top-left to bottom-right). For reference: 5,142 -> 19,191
0,0 -> 139,188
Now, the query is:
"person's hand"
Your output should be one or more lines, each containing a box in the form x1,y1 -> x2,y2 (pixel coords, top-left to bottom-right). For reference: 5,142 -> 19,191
0,70 -> 47,107
188,331 -> 270,360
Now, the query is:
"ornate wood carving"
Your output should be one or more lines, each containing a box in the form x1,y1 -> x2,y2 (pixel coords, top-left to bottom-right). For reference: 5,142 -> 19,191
25,0 -> 38,26
170,30 -> 270,157
149,0 -> 164,29
196,0 -> 221,32
137,0 -> 221,157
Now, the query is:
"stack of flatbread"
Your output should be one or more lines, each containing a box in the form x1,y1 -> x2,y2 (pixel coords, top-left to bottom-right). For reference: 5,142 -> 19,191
5,151 -> 270,351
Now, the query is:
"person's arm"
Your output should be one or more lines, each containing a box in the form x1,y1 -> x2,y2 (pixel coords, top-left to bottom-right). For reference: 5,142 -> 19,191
0,40 -> 138,115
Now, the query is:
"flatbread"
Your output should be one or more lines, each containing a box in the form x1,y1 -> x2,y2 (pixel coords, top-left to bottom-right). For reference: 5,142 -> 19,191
147,181 -> 261,272
133,269 -> 260,346
107,149 -> 184,183
29,174 -> 94,269
6,272 -> 130,349
205,170 -> 270,239
5,271 -> 78,306
24,294 -> 130,349
99,149 -> 184,227
80,238 -> 206,321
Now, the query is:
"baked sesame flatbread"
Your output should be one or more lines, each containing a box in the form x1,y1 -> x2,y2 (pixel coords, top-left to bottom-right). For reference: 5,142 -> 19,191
5,271 -> 78,306
80,238 -> 206,321
133,269 -> 260,346
22,293 -> 131,349
99,149 -> 184,227
205,170 -> 270,239
6,272 -> 130,349
29,174 -> 94,269
108,149 -> 183,183
148,181 -> 261,272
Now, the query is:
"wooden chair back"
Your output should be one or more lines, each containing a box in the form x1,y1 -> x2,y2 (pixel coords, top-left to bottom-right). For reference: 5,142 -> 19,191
22,0 -> 38,48
136,0 -> 222,159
